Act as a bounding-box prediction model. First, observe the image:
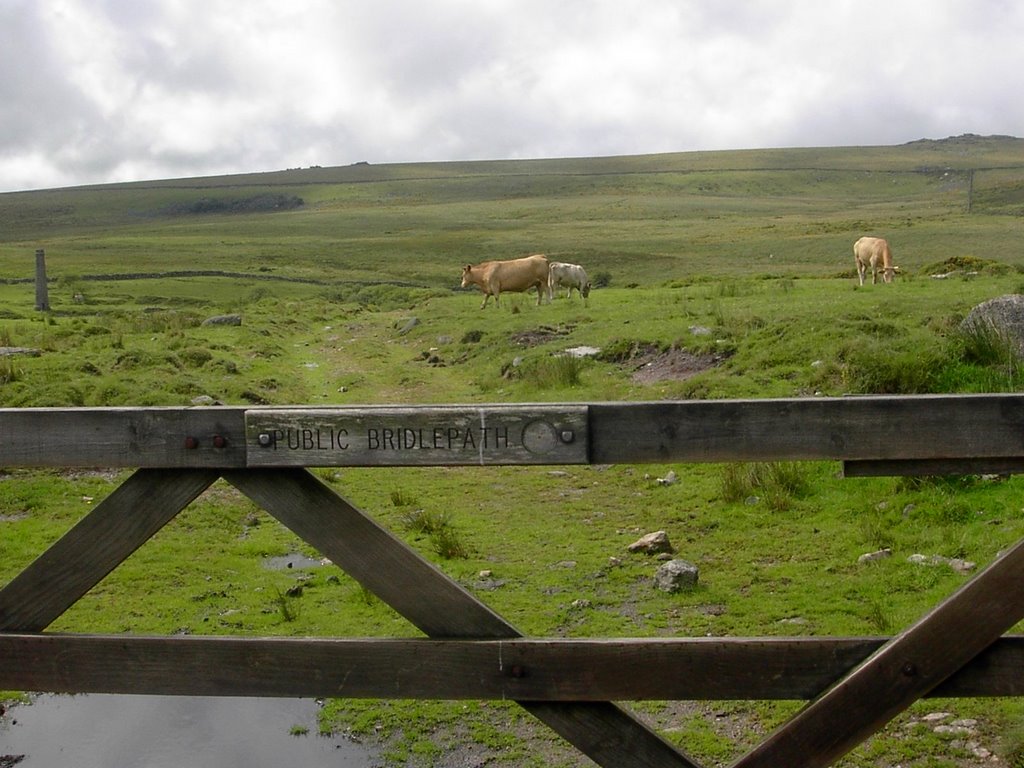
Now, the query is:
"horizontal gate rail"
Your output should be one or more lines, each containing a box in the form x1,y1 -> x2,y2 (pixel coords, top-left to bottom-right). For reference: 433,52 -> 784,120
3,396 -> 1024,768
2,394 -> 1024,469
2,634 -> 1023,700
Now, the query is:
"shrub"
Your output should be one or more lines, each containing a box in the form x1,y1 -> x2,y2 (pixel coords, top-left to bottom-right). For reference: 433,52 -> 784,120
592,271 -> 612,288
180,347 -> 214,367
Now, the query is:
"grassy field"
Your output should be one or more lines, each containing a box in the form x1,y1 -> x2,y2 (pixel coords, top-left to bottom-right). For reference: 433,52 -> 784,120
3,134 -> 1024,766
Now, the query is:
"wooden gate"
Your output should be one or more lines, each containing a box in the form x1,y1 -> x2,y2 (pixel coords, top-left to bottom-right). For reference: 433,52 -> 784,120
3,395 -> 1024,767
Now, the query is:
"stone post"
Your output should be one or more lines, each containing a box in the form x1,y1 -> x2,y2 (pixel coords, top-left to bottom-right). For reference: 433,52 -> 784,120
35,248 -> 50,311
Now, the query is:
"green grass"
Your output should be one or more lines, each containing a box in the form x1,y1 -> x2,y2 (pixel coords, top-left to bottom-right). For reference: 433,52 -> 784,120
3,137 -> 1024,766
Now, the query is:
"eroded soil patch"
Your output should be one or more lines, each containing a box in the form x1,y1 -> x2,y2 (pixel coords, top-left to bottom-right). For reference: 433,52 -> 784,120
625,345 -> 730,383
509,325 -> 573,347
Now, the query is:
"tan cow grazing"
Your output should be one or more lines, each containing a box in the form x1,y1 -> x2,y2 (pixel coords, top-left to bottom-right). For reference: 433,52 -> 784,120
548,261 -> 591,301
461,254 -> 550,308
853,236 -> 897,285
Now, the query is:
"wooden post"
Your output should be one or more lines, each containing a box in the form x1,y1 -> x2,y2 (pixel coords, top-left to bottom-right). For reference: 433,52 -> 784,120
35,248 -> 49,311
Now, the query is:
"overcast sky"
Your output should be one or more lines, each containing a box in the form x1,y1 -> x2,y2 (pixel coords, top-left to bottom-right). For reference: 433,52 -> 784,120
1,0 -> 1022,193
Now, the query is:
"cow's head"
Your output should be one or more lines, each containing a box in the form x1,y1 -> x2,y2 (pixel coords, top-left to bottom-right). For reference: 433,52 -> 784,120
460,264 -> 473,287
581,281 -> 592,298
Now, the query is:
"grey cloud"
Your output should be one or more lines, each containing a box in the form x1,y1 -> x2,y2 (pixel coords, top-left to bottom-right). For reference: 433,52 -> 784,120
2,0 -> 1023,192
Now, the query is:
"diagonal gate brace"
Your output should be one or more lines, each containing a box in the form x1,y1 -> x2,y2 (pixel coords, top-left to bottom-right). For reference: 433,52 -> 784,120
731,535 -> 1024,768
225,468 -> 703,768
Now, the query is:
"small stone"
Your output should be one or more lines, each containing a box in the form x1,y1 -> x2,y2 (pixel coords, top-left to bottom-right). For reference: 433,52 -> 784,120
656,470 -> 678,486
628,531 -> 675,555
858,548 -> 892,564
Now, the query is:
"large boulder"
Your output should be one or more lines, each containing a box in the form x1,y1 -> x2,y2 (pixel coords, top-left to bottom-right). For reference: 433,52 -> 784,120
960,295 -> 1024,354
654,559 -> 699,592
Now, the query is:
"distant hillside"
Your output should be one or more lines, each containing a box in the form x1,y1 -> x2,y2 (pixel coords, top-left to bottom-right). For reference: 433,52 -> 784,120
1,135 -> 1022,288
8,134 -> 1023,195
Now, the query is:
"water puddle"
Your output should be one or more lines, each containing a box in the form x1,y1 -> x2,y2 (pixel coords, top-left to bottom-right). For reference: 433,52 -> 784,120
0,694 -> 378,767
263,553 -> 329,570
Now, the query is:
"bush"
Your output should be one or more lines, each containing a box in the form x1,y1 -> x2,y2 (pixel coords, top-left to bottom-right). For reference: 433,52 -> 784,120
180,347 -> 214,367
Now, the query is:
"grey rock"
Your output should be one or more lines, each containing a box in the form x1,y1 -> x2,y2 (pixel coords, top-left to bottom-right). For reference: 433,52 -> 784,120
628,530 -> 675,555
202,314 -> 242,326
654,559 -> 699,592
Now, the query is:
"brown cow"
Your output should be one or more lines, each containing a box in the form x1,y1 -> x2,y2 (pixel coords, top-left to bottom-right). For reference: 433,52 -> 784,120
461,254 -> 550,308
853,236 -> 897,285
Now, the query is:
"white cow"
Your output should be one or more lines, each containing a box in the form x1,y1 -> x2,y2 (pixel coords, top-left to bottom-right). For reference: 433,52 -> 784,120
547,261 -> 591,301
853,236 -> 898,285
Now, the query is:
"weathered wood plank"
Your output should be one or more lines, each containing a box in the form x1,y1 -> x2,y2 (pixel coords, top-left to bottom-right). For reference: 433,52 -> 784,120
2,635 -> 1022,700
0,469 -> 219,632
245,405 -> 589,466
732,535 -> 1024,768
3,396 -> 1024,468
226,468 -> 698,768
0,407 -> 246,468
844,458 -> 1024,476
589,395 -> 1024,464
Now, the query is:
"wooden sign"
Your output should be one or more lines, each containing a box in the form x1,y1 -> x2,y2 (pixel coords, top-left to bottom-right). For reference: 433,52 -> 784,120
245,406 -> 589,466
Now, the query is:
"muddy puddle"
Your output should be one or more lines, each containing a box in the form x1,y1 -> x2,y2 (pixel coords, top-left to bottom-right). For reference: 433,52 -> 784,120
0,694 -> 378,767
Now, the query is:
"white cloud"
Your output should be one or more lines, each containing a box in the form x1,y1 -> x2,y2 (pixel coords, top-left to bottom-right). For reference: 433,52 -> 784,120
1,0 -> 1022,192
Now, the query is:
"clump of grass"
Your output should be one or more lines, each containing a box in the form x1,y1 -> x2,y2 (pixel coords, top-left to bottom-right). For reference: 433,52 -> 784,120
430,525 -> 470,559
518,354 -> 586,389
0,359 -> 22,384
859,511 -> 896,550
957,318 -> 1019,366
839,341 -> 945,394
863,598 -> 896,633
949,317 -> 1021,390
271,586 -> 300,622
720,462 -> 811,511
1001,716 -> 1024,768
400,508 -> 469,560
390,489 -> 418,507
400,507 -> 450,535
0,326 -> 12,346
